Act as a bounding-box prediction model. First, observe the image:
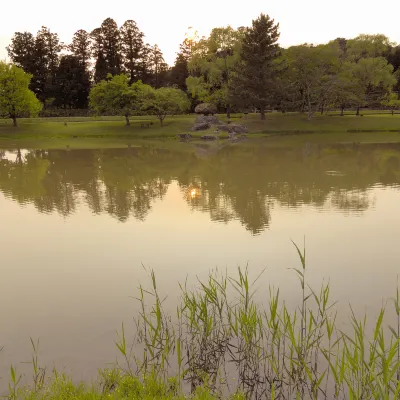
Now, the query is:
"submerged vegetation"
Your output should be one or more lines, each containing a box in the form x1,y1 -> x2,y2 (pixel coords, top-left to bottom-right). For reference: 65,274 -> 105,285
5,243 -> 400,399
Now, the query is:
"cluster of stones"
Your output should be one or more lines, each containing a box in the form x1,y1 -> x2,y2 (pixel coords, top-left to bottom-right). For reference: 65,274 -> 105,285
187,103 -> 248,141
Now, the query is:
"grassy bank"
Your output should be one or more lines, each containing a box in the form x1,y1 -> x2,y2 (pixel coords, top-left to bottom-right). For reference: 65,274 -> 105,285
5,244 -> 400,399
0,112 -> 399,149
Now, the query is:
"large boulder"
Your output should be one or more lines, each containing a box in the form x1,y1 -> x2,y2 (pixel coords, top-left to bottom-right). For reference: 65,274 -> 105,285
191,122 -> 210,131
195,103 -> 217,116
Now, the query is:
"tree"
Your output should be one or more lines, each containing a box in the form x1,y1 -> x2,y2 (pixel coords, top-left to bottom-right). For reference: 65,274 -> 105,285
381,92 -> 400,115
229,14 -> 280,120
53,55 -> 91,110
281,43 -> 343,119
91,28 -> 107,83
170,53 -> 189,91
89,74 -> 150,125
188,26 -> 242,117
147,45 -> 168,88
100,18 -> 123,76
0,63 -> 42,126
347,34 -> 394,61
120,20 -> 145,84
142,87 -> 189,126
348,57 -> 396,113
91,19 -> 122,83
36,27 -> 63,103
69,30 -> 91,69
7,32 -> 37,75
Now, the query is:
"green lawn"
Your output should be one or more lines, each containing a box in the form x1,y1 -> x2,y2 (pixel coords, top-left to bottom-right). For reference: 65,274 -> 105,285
0,112 -> 399,149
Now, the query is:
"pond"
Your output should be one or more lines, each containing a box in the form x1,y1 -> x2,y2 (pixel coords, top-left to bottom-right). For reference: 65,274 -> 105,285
0,139 -> 400,388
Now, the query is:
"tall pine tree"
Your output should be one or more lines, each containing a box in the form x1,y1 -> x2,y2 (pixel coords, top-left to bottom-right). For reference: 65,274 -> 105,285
120,20 -> 144,84
229,14 -> 280,119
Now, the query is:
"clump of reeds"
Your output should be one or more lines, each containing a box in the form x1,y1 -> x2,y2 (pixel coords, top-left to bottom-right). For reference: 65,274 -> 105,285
114,242 -> 400,399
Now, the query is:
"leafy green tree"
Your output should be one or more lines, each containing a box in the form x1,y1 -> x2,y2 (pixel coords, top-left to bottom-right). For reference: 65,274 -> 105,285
348,57 -> 396,113
142,87 -> 189,125
381,92 -> 400,115
229,14 -> 280,119
0,63 -> 42,126
120,20 -> 145,84
89,74 -> 150,125
347,34 -> 394,61
188,26 -> 242,117
281,43 -> 343,119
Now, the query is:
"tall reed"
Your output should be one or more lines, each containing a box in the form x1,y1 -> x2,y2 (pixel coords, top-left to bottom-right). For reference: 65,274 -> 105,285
114,242 -> 400,399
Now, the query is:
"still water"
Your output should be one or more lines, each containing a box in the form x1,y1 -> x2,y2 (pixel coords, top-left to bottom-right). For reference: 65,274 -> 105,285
0,140 -> 399,386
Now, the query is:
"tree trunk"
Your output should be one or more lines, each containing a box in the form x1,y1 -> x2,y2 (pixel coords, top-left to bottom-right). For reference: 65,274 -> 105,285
226,106 -> 231,119
12,116 -> 17,127
320,104 -> 324,115
356,105 -> 360,116
341,107 -> 344,116
159,117 -> 164,126
260,106 -> 266,120
125,114 -> 130,126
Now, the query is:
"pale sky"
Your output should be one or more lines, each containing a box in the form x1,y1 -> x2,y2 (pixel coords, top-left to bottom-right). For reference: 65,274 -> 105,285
1,0 -> 399,65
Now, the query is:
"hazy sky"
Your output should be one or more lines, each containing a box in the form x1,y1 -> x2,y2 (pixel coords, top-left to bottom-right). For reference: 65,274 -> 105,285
1,0 -> 399,65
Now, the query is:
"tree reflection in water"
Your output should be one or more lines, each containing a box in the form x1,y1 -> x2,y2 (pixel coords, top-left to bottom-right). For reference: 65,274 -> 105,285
0,142 -> 399,234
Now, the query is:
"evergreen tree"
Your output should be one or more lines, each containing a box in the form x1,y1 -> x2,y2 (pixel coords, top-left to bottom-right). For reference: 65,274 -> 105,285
229,14 -> 280,119
100,18 -> 122,76
54,55 -> 91,110
91,28 -> 107,83
69,30 -> 91,68
120,20 -> 144,84
7,32 -> 37,75
170,53 -> 189,91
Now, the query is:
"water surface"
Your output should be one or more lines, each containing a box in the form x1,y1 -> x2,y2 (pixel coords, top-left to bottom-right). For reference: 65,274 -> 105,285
0,140 -> 399,386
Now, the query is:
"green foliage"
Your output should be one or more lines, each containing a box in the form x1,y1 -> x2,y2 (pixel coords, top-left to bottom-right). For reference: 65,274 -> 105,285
381,92 -> 400,114
280,42 -> 343,119
89,74 -> 151,125
187,26 -> 242,115
0,62 -> 42,126
142,87 -> 190,125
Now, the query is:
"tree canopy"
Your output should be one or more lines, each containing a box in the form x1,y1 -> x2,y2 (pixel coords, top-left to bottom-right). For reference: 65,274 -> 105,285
89,74 -> 151,125
0,62 -> 42,126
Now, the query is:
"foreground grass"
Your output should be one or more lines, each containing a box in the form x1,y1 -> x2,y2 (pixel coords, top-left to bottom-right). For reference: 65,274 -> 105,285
6,243 -> 400,399
0,112 -> 399,150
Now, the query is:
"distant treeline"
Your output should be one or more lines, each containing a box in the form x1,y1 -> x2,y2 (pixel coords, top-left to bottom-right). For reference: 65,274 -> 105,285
5,15 -> 400,118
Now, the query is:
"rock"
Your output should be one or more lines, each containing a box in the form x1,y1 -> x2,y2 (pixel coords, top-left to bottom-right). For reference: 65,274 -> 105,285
217,124 -> 248,134
191,122 -> 210,131
195,103 -> 217,116
196,115 -> 221,124
177,133 -> 192,140
229,124 -> 248,134
201,135 -> 219,140
217,124 -> 231,132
